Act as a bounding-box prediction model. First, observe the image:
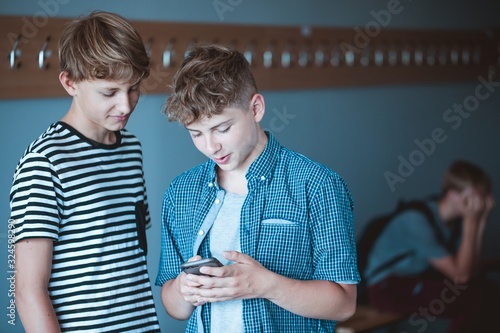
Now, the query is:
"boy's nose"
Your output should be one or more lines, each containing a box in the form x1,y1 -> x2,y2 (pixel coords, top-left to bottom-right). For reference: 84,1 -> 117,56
117,94 -> 133,114
206,135 -> 221,154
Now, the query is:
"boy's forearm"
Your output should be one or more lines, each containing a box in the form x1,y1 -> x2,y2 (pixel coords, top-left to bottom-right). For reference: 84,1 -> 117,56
265,274 -> 356,321
161,277 -> 195,320
472,216 -> 487,271
16,290 -> 61,333
454,219 -> 480,280
15,238 -> 60,332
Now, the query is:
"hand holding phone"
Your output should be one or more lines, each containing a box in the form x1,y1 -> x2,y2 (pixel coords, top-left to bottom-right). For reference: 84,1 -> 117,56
180,257 -> 223,276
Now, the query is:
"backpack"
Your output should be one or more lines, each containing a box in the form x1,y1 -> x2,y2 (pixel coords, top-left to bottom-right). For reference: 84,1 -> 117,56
356,199 -> 442,304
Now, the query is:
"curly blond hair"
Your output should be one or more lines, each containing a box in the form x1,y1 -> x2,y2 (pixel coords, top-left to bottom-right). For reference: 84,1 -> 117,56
164,44 -> 257,126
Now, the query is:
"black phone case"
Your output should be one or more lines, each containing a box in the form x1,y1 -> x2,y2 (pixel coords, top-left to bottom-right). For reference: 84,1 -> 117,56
181,258 -> 223,275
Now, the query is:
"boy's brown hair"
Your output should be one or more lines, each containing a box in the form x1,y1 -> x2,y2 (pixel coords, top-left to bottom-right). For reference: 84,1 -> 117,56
59,11 -> 150,84
164,44 -> 258,126
441,159 -> 492,197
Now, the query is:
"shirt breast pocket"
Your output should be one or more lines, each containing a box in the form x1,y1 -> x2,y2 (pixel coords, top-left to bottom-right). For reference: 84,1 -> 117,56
260,219 -> 300,242
261,218 -> 296,225
259,218 -> 310,277
135,201 -> 148,255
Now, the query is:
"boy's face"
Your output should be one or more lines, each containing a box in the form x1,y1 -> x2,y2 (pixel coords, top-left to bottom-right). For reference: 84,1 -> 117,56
186,94 -> 266,175
69,77 -> 141,136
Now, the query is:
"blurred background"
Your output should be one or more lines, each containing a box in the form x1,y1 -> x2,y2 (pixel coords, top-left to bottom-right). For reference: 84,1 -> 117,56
1,1 -> 499,332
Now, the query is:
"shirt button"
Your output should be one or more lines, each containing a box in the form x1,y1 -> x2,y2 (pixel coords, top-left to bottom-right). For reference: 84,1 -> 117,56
208,182 -> 213,187
198,229 -> 204,236
260,176 -> 266,181
215,199 -> 220,204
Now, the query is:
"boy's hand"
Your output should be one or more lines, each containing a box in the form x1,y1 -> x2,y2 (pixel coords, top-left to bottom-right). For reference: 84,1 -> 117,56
462,188 -> 491,223
481,195 -> 495,221
184,251 -> 274,305
176,255 -> 206,306
462,188 -> 485,222
486,195 -> 495,209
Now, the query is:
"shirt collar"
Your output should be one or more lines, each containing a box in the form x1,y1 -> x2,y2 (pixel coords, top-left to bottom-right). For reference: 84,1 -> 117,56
245,131 -> 280,183
205,161 -> 219,189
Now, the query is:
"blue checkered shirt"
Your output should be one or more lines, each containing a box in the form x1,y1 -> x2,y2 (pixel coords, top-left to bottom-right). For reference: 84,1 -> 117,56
156,133 -> 360,333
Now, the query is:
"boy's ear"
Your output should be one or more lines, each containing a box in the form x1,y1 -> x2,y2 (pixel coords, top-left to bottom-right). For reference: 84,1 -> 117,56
59,71 -> 77,96
251,93 -> 265,122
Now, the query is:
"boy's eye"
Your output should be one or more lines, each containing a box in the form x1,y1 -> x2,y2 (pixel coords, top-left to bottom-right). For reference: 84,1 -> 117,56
191,132 -> 202,138
219,127 -> 230,133
102,91 -> 116,97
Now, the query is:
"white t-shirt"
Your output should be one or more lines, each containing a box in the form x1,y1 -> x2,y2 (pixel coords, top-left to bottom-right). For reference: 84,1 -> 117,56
210,191 -> 246,333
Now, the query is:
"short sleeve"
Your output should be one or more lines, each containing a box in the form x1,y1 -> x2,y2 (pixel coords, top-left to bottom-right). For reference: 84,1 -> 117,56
309,172 -> 360,284
10,152 -> 60,242
155,185 -> 182,286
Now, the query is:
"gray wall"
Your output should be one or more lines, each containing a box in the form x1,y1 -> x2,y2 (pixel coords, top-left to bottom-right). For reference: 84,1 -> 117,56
1,1 -> 499,332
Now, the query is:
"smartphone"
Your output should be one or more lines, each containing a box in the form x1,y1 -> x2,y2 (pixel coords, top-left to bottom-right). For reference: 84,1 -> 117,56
180,257 -> 223,275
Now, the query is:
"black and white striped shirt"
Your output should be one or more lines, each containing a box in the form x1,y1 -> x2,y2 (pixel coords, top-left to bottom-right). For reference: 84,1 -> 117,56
10,122 -> 160,332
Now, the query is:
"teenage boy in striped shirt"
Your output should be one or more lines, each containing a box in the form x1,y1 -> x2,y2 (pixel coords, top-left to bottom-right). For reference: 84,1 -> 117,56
10,11 -> 160,333
156,44 -> 360,332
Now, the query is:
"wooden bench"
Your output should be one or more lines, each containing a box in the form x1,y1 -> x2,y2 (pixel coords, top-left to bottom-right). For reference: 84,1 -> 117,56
335,304 -> 405,333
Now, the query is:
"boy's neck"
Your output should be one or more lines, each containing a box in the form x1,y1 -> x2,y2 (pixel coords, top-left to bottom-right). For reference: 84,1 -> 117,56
62,107 -> 117,145
217,129 -> 268,195
217,169 -> 248,195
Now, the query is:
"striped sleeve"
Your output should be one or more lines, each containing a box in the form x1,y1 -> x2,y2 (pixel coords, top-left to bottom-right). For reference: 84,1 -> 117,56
10,152 -> 61,242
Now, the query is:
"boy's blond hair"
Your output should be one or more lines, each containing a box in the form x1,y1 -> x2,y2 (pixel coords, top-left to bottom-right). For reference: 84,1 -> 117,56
59,11 -> 150,84
164,44 -> 257,126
